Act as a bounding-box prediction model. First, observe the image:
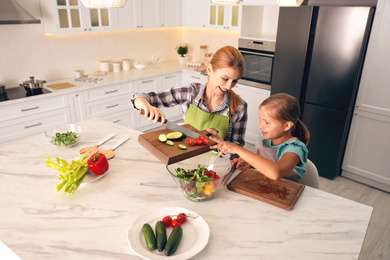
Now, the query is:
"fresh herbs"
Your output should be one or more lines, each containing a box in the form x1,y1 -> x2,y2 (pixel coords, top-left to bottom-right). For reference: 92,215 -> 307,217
50,131 -> 80,147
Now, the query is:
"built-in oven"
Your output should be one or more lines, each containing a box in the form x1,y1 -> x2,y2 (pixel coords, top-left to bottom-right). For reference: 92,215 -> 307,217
238,38 -> 275,90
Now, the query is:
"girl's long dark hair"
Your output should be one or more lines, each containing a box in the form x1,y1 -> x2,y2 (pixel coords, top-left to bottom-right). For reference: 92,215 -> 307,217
260,93 -> 310,145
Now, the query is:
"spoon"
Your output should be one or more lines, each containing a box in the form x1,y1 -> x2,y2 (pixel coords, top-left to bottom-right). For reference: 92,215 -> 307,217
100,136 -> 129,159
79,133 -> 115,154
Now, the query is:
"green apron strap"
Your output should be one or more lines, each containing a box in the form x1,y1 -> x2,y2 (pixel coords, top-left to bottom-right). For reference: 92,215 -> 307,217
184,104 -> 230,139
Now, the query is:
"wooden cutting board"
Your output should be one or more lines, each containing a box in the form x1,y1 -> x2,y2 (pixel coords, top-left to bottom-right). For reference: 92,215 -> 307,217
227,169 -> 305,211
138,124 -> 217,165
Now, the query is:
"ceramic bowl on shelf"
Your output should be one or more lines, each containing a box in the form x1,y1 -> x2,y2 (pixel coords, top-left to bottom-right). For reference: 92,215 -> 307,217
45,124 -> 83,147
133,61 -> 146,70
166,152 -> 232,202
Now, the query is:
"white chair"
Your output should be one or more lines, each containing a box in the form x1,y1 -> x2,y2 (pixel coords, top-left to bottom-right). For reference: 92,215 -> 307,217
301,159 -> 320,189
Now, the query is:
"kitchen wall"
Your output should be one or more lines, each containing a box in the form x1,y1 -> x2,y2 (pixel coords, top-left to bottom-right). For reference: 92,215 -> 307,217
0,0 -> 239,88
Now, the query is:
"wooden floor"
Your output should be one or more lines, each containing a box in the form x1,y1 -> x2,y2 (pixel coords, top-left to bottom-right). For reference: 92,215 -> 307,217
319,176 -> 390,260
243,143 -> 390,259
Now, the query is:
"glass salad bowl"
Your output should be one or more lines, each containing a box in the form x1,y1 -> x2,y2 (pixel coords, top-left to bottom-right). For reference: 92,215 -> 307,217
166,152 -> 232,202
45,124 -> 83,147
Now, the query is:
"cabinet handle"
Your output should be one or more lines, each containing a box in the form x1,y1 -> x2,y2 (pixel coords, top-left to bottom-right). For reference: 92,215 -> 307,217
24,122 -> 42,129
21,106 -> 39,112
105,90 -> 118,94
191,76 -> 201,79
106,104 -> 119,109
142,80 -> 153,83
165,75 -> 176,79
113,120 -> 120,123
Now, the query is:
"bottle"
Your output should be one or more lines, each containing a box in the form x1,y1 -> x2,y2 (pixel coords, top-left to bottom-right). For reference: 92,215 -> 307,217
200,45 -> 208,65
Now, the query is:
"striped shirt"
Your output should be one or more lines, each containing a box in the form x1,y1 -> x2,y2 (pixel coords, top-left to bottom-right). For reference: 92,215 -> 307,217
130,82 -> 248,148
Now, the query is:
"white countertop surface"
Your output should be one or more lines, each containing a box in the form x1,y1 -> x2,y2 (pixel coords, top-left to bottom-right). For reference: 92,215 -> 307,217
0,118 -> 373,259
0,62 -> 204,108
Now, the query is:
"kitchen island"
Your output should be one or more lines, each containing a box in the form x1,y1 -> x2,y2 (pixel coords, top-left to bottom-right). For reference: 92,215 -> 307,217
0,118 -> 372,259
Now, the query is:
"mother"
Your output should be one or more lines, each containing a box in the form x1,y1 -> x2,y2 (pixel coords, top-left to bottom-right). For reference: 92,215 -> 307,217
131,46 -> 248,157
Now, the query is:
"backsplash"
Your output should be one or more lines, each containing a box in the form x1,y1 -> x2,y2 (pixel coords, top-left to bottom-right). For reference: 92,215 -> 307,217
0,4 -> 239,89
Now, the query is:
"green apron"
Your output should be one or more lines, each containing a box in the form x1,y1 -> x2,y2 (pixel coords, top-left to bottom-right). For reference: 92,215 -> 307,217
184,102 -> 230,139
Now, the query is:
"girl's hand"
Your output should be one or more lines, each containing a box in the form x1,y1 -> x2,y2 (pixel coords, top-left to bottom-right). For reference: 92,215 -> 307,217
232,158 -> 251,170
210,138 -> 237,157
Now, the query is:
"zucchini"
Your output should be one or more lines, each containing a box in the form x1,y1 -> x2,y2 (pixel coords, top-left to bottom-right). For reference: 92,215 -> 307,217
142,223 -> 156,250
164,226 -> 183,256
155,220 -> 167,252
166,131 -> 186,140
178,144 -> 187,150
165,140 -> 174,146
158,134 -> 167,143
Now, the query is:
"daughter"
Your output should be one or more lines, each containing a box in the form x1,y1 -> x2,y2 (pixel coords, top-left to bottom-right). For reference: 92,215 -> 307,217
209,93 -> 310,182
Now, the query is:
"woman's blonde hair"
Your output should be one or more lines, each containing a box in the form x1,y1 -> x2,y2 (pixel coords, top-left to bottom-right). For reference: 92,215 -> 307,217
210,46 -> 244,115
260,93 -> 310,145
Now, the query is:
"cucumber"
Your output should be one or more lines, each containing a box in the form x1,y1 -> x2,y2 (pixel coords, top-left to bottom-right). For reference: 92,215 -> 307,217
142,223 -> 156,250
155,220 -> 167,252
165,140 -> 174,146
178,144 -> 187,150
158,134 -> 167,143
164,226 -> 183,256
166,131 -> 186,140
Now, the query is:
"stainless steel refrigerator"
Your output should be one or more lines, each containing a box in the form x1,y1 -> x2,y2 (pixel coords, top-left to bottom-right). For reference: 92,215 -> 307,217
271,4 -> 376,179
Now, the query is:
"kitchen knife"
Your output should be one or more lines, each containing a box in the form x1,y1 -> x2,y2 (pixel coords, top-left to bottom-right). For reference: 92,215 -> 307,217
139,109 -> 200,138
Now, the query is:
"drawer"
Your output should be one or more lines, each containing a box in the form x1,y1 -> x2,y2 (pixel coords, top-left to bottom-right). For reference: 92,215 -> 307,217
84,82 -> 134,102
0,95 -> 68,122
85,96 -> 132,118
0,108 -> 72,144
100,110 -> 136,129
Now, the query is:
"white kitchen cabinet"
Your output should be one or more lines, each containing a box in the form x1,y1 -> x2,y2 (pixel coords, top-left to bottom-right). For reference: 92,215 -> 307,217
342,110 -> 390,192
83,82 -> 136,128
183,0 -> 208,28
134,0 -> 160,29
68,92 -> 86,122
41,0 -> 115,34
115,0 -> 137,31
160,0 -> 182,28
208,3 -> 241,32
133,77 -> 160,130
182,71 -> 208,85
159,73 -> 182,121
0,95 -> 72,144
240,5 -> 279,41
235,84 -> 270,145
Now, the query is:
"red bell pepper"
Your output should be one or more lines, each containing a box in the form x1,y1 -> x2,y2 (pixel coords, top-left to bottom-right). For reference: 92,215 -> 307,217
87,153 -> 109,175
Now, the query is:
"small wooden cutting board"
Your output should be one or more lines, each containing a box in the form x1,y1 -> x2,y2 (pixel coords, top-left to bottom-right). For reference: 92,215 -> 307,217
227,169 -> 305,211
138,124 -> 217,165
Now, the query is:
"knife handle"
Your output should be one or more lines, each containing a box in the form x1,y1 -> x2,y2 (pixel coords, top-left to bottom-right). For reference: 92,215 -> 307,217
139,109 -> 167,124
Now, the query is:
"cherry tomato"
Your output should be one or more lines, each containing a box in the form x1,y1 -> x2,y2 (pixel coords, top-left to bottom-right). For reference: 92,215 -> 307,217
198,135 -> 205,141
171,218 -> 182,228
177,213 -> 187,224
202,139 -> 209,145
196,138 -> 203,145
162,216 -> 172,227
188,139 -> 196,146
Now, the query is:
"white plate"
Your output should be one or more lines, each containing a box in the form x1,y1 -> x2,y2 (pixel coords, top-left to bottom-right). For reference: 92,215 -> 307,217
127,207 -> 210,260
83,171 -> 108,183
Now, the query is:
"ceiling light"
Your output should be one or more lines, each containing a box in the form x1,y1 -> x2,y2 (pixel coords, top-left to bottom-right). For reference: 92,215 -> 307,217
277,0 -> 304,7
80,0 -> 127,8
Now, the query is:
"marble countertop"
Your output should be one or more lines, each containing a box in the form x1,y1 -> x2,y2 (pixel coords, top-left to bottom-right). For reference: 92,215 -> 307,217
0,62 -> 205,108
0,118 -> 372,259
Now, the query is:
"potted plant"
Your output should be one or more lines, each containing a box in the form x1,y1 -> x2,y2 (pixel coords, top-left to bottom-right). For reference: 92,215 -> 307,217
176,43 -> 189,65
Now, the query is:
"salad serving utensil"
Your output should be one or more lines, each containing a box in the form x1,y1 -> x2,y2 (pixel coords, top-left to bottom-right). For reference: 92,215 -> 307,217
101,136 -> 129,159
79,133 -> 115,154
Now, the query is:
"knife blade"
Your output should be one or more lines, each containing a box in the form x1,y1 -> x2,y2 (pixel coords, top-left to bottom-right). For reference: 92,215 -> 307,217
165,121 -> 200,138
139,109 -> 201,138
